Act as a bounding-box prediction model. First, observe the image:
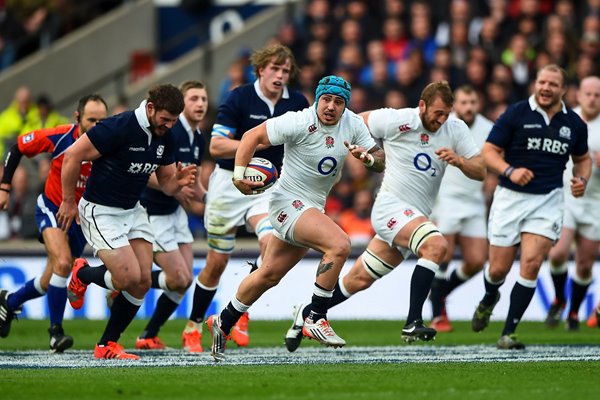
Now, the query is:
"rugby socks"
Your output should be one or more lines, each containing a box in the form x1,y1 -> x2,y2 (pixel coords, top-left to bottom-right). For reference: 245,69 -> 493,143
77,264 -> 111,289
307,283 -> 334,322
7,276 -> 45,311
445,265 -> 469,294
406,260 -> 437,323
482,266 -> 504,306
219,297 -> 249,335
502,277 -> 536,336
188,279 -> 217,323
142,272 -> 183,338
568,273 -> 592,317
549,262 -> 568,304
47,274 -> 68,326
301,280 -> 348,320
99,291 -> 142,345
141,293 -> 180,338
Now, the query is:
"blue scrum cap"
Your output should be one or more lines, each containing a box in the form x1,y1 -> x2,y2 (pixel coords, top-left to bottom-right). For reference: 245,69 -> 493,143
315,75 -> 351,107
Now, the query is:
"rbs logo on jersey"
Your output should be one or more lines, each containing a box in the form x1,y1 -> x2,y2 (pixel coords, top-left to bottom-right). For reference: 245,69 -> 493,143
127,162 -> 159,174
527,137 -> 569,155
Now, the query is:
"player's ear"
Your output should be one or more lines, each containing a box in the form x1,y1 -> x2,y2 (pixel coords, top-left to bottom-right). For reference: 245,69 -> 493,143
74,111 -> 80,123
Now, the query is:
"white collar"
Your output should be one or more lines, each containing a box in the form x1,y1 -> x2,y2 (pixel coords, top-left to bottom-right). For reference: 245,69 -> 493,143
134,100 -> 153,145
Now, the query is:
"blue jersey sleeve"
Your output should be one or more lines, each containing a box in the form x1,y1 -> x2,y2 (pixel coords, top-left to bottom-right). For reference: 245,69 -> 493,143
486,104 -> 516,149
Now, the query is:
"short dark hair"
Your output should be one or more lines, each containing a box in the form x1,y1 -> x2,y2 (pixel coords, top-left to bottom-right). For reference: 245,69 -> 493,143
537,64 -> 568,87
179,80 -> 206,95
76,94 -> 107,122
420,81 -> 454,107
250,43 -> 298,79
147,84 -> 184,115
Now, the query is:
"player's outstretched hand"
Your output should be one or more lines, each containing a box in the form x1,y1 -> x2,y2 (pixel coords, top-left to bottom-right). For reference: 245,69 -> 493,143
176,162 -> 197,187
435,147 -> 463,167
344,140 -> 374,165
57,199 -> 79,232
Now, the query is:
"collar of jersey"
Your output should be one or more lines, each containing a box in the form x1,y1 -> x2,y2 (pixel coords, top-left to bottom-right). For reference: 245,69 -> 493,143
134,100 -> 153,145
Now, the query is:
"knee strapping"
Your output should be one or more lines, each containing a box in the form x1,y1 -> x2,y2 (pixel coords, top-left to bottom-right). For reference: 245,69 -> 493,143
362,249 -> 395,280
408,221 -> 442,255
207,233 -> 236,254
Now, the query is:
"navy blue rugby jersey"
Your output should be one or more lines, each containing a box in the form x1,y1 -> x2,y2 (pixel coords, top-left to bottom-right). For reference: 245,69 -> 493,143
141,114 -> 205,215
487,96 -> 588,194
83,101 -> 176,209
212,80 -> 309,172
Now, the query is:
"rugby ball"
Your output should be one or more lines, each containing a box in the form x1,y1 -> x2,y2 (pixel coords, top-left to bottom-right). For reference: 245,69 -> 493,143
244,157 -> 278,191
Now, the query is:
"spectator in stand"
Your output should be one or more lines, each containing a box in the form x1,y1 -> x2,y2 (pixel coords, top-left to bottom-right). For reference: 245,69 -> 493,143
21,94 -> 68,133
337,188 -> 375,248
381,17 -> 408,62
0,86 -> 38,160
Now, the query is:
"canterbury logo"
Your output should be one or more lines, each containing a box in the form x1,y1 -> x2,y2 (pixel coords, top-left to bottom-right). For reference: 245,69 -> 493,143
399,124 -> 410,132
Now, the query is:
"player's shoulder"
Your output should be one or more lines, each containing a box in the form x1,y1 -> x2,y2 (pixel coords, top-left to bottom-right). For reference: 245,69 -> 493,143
565,107 -> 587,129
445,115 -> 469,132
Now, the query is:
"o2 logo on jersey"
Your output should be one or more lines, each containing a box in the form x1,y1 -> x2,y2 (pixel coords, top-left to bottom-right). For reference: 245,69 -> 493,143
318,156 -> 338,177
413,153 -> 437,177
127,162 -> 159,175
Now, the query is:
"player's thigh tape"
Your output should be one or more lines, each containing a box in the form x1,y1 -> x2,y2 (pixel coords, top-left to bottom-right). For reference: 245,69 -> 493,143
207,233 -> 236,254
362,249 -> 395,280
408,221 -> 442,255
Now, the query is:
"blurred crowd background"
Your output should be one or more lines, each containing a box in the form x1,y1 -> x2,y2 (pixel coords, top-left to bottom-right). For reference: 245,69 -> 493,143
0,0 -> 598,245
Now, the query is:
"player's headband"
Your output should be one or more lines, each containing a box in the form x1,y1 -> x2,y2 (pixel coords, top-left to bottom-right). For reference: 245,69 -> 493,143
315,75 -> 351,108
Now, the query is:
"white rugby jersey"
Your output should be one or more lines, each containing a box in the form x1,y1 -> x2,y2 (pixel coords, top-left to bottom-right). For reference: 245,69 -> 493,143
267,107 -> 376,207
437,113 -> 493,202
368,107 -> 480,215
563,106 -> 600,201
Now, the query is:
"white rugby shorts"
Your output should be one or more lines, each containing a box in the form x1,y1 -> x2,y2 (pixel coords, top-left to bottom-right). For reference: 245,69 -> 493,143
488,186 -> 563,246
204,166 -> 272,236
148,205 -> 193,252
563,195 -> 600,241
268,189 -> 321,247
370,189 -> 423,259
431,196 -> 487,237
78,198 -> 154,254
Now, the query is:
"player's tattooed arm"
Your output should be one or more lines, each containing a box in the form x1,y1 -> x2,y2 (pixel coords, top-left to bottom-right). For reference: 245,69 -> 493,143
366,145 -> 385,172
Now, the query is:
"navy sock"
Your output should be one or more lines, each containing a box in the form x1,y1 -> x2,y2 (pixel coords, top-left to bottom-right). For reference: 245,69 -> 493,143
502,283 -> 535,336
46,284 -> 67,326
551,271 -> 568,304
150,270 -> 161,289
189,283 -> 217,323
98,292 -> 141,345
406,265 -> 435,323
141,293 -> 179,338
569,280 -> 591,316
7,279 -> 44,310
445,269 -> 467,295
77,264 -> 109,289
482,275 -> 502,306
219,302 -> 243,335
429,277 -> 447,318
